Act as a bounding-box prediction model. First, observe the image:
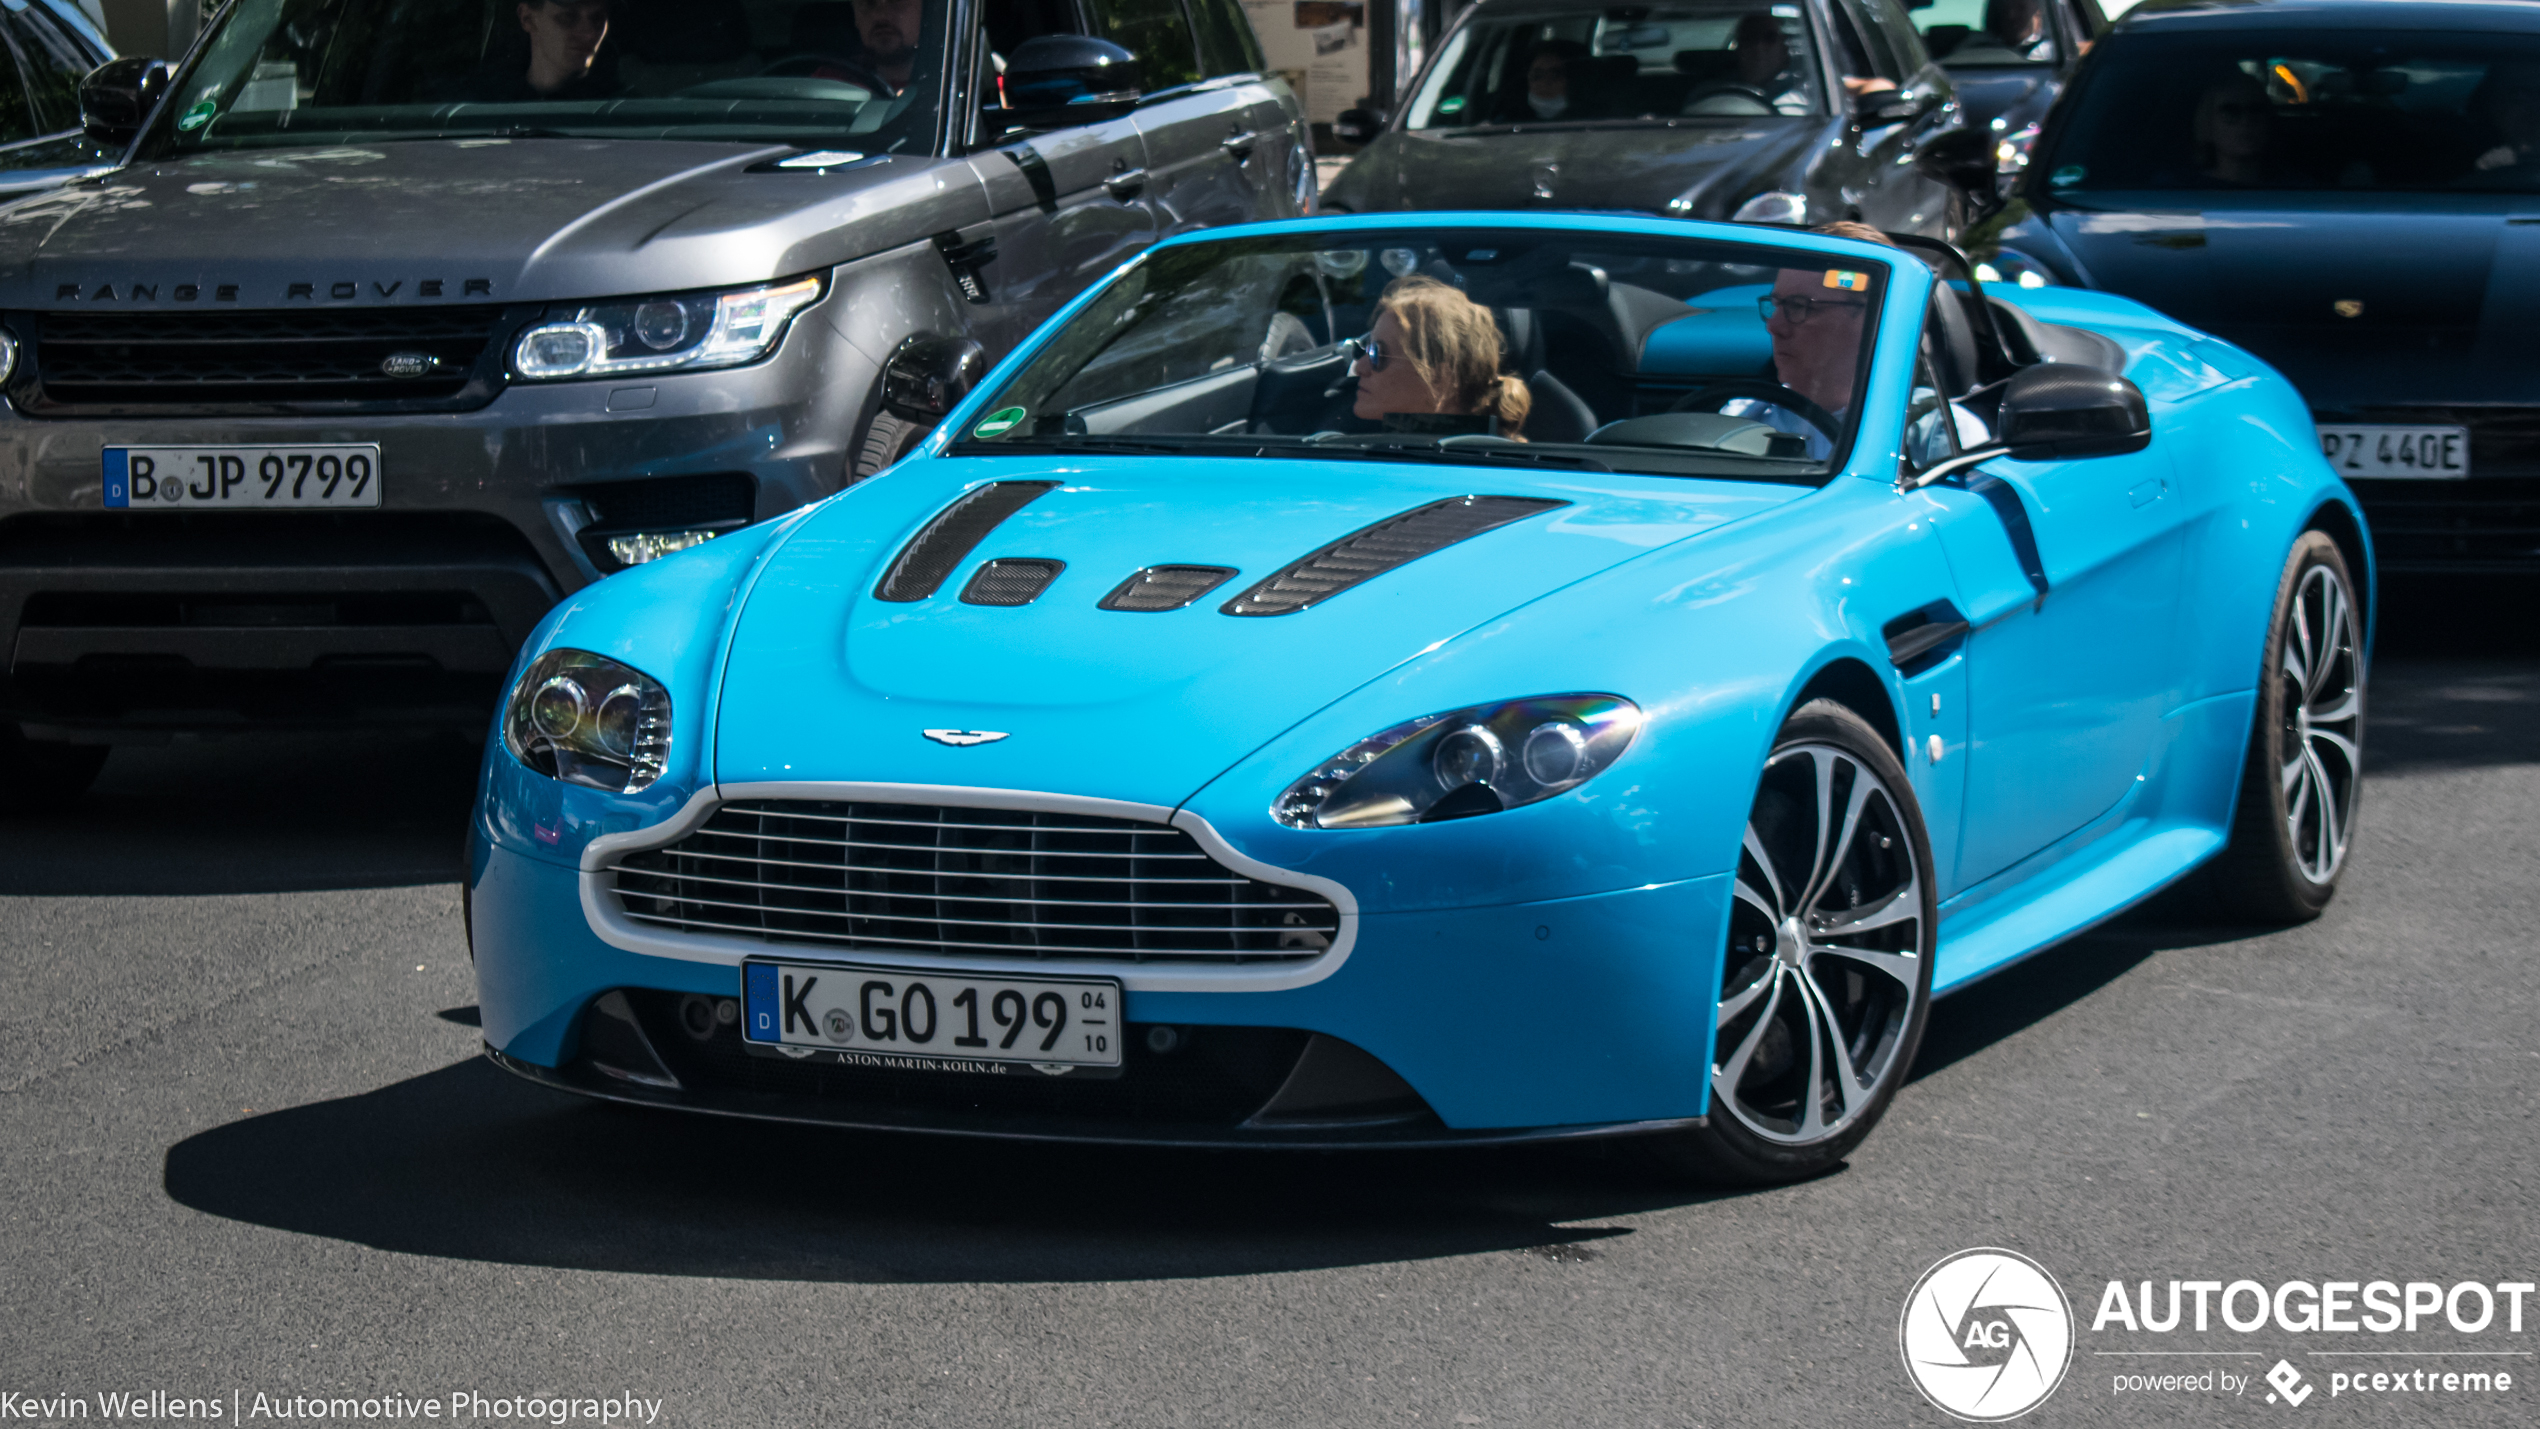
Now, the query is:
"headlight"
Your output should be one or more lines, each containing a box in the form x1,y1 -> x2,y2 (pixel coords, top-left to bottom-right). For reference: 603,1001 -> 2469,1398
511,275 -> 824,381
502,648 -> 672,793
1275,695 -> 1641,829
1726,190 -> 1808,225
0,325 -> 17,385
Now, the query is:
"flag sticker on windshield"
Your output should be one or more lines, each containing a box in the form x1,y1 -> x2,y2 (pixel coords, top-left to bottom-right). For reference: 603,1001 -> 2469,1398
1824,269 -> 1871,291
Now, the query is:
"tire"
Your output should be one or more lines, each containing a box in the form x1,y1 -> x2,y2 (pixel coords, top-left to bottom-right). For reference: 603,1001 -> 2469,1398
2199,531 -> 2364,924
0,724 -> 108,813
851,409 -> 930,481
1641,699 -> 1937,1186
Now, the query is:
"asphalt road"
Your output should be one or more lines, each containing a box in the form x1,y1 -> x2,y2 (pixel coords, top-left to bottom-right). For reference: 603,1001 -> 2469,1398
2,576 -> 2534,1427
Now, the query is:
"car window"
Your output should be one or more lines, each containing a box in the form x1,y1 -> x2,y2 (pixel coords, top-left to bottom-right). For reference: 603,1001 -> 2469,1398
2039,28 -> 2540,194
1189,0 -> 1264,77
1405,4 -> 1829,127
0,24 -> 38,145
1909,0 -> 2056,66
1837,0 -> 1903,80
137,0 -> 956,158
6,4 -> 95,135
1855,0 -> 1931,75
959,227 -> 1890,483
1088,0 -> 1202,91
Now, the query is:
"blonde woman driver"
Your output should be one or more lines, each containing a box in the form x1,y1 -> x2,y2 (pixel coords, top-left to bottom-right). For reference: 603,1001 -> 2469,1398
1348,277 -> 1534,438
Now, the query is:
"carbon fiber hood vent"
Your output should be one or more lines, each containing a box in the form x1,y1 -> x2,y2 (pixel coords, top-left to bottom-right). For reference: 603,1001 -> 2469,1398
875,482 -> 1057,602
1221,496 -> 1567,616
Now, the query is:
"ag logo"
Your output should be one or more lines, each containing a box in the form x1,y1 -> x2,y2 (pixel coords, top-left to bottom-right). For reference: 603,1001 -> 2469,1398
1900,1248 -> 2074,1421
922,729 -> 1009,746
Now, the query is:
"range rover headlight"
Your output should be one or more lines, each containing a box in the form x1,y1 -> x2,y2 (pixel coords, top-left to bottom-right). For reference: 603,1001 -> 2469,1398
1274,695 -> 1641,829
502,648 -> 672,793
511,274 -> 824,381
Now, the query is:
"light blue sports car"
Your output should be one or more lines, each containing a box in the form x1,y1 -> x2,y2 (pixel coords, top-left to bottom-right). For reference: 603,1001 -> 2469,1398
465,214 -> 2369,1183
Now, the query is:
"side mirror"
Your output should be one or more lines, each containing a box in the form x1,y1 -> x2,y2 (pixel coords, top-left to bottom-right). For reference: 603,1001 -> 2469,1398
1852,88 -> 1921,127
80,57 -> 171,144
1996,364 -> 2150,460
1333,107 -> 1387,145
881,334 -> 988,423
1000,35 -> 1143,123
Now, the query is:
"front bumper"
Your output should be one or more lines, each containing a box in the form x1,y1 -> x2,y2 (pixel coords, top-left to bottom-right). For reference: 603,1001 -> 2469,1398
470,831 -> 1731,1144
0,303 -> 865,735
2316,405 -> 2540,573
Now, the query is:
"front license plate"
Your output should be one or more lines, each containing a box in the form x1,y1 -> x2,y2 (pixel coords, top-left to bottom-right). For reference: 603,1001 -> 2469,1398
103,445 -> 383,509
2315,424 -> 2468,480
742,961 -> 1124,1075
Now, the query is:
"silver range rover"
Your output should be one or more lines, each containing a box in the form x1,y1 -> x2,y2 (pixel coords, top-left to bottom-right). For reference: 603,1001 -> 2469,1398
0,0 -> 1308,801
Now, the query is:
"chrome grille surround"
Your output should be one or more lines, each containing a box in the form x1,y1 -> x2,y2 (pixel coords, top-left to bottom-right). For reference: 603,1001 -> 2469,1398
582,785 -> 1358,993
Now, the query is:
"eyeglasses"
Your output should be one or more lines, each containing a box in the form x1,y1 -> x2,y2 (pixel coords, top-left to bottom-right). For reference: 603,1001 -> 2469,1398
1345,332 -> 1390,371
1757,294 -> 1868,325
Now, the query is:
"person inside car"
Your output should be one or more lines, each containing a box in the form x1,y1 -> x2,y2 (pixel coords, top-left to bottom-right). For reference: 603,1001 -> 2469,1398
2470,61 -> 2540,178
2191,71 -> 2276,185
1501,39 -> 1593,121
460,0 -> 621,100
1686,14 -> 1813,115
842,0 -> 925,94
1349,277 -> 1534,436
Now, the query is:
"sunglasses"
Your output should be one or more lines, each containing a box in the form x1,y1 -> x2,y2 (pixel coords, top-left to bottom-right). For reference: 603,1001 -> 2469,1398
1757,294 -> 1868,325
1345,332 -> 1391,371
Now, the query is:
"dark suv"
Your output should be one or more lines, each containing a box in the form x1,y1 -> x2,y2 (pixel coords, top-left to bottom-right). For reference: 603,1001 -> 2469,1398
0,0 -> 1308,803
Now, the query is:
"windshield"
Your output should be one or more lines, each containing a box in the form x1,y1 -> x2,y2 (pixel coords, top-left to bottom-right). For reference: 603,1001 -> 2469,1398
137,0 -> 951,156
1911,0 -> 2057,67
1405,3 -> 1825,128
956,228 -> 1892,483
2040,29 -> 2540,193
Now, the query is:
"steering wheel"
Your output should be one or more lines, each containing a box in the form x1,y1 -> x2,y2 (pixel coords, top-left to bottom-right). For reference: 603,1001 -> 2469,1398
761,52 -> 890,91
1669,379 -> 1841,441
1681,83 -> 1776,117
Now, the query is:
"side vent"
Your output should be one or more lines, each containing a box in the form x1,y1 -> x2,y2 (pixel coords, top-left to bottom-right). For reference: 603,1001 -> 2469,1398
1098,564 -> 1238,612
1221,496 -> 1566,617
875,481 -> 1058,602
960,558 -> 1065,606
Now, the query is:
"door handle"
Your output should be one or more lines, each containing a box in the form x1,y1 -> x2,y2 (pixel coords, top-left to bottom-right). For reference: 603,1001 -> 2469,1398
1220,130 -> 1257,160
1103,164 -> 1148,199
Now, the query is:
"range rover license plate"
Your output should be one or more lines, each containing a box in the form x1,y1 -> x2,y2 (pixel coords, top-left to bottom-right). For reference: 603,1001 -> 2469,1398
742,961 -> 1124,1075
2315,425 -> 2468,480
103,445 -> 383,508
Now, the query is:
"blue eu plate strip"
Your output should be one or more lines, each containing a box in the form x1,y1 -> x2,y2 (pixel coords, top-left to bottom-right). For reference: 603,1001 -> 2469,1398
743,962 -> 780,1042
102,448 -> 128,509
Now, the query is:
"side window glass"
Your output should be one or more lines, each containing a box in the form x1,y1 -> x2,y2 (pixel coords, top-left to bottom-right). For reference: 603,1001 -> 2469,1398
1191,0 -> 1263,78
1088,0 -> 1202,93
1836,0 -> 1902,81
0,26 -> 36,146
1856,0 -> 1930,76
9,6 -> 94,135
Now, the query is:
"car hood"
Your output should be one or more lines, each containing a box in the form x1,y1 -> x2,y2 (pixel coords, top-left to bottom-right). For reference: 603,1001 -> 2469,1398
713,456 -> 1806,807
2038,194 -> 2540,408
1332,120 -> 1827,218
0,140 -> 982,305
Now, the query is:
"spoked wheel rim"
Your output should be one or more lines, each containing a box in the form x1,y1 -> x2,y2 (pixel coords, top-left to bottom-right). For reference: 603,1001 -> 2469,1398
2279,563 -> 2363,885
1717,744 -> 1927,1146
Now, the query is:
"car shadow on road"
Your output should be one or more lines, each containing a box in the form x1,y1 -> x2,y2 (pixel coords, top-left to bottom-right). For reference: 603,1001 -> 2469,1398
0,731 -> 478,896
2366,574 -> 2540,775
163,1058 -> 1743,1282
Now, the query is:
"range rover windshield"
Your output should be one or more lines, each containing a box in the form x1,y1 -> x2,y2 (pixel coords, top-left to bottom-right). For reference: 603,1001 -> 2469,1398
956,228 -> 1890,484
2042,30 -> 2540,194
138,0 -> 951,156
1406,3 -> 1825,129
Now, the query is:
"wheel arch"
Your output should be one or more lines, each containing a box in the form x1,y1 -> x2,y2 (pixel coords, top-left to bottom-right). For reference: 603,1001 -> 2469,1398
1786,654 -> 1904,762
2303,494 -> 2374,645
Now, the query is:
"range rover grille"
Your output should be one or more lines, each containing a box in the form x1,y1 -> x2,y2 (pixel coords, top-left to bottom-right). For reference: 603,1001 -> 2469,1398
610,800 -> 1342,962
11,305 -> 525,414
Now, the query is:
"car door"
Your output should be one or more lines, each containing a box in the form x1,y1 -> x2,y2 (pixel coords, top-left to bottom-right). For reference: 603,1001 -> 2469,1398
960,0 -> 1161,352
1090,0 -> 1239,235
1188,0 -> 1309,217
1912,393 -> 2190,894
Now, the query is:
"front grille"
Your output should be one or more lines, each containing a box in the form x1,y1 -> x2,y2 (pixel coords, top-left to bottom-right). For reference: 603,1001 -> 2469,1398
610,800 -> 1342,962
9,304 -> 528,415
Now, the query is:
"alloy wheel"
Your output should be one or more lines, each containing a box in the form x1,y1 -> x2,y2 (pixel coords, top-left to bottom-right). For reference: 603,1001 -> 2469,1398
1717,744 -> 1927,1145
2278,562 -> 2363,885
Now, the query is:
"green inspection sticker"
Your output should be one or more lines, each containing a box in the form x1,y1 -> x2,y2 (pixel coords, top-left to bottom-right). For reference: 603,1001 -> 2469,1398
971,406 -> 1026,438
177,100 -> 217,132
